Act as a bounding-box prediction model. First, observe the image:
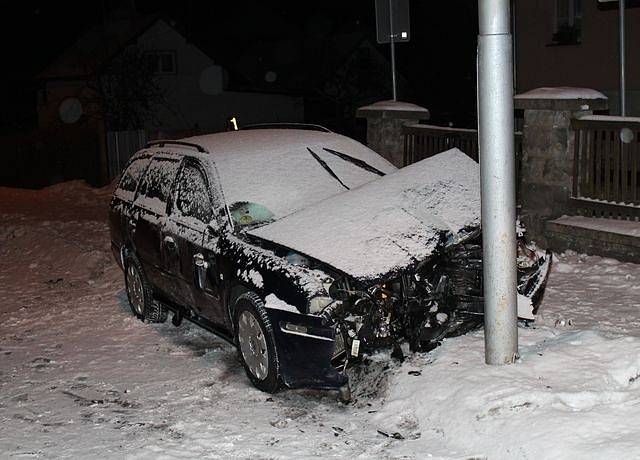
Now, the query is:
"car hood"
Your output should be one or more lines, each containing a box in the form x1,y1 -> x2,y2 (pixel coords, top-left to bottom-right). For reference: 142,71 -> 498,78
247,148 -> 481,281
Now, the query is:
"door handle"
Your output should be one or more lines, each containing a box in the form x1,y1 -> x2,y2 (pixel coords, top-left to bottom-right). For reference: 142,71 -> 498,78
164,236 -> 177,250
193,253 -> 209,290
193,253 -> 208,268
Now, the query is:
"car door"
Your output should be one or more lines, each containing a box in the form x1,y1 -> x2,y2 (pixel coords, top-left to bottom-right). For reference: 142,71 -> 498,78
162,158 -> 224,324
130,154 -> 181,293
110,154 -> 152,263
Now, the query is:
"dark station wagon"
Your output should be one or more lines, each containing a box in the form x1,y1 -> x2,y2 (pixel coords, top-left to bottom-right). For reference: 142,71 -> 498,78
109,125 -> 550,401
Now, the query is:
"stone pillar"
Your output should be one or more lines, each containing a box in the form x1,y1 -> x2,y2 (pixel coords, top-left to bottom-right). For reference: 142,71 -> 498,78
514,88 -> 609,243
356,100 -> 429,168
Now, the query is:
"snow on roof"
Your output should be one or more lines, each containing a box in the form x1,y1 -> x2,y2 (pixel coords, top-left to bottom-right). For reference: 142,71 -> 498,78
248,148 -> 480,281
182,129 -> 396,219
358,100 -> 429,112
515,87 -> 607,100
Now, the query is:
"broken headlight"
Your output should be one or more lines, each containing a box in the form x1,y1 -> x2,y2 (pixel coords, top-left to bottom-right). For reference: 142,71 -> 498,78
308,296 -> 334,314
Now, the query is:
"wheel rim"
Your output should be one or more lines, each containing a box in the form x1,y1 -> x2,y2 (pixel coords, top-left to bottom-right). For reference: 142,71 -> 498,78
238,310 -> 269,381
126,264 -> 145,316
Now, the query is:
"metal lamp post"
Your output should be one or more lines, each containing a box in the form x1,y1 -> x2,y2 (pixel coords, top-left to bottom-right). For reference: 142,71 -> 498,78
619,0 -> 626,116
477,0 -> 519,364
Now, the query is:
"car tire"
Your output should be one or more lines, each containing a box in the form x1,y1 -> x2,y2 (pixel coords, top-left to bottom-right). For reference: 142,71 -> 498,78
234,292 -> 280,393
124,253 -> 167,323
146,299 -> 168,324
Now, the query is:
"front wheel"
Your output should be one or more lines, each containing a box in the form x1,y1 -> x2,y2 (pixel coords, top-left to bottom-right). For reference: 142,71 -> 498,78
234,292 -> 280,393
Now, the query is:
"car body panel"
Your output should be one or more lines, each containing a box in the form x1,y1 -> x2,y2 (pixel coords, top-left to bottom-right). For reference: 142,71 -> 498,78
248,148 -> 480,282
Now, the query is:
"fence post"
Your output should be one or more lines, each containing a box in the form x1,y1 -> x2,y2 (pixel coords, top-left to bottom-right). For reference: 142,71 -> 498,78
357,101 -> 429,168
514,88 -> 608,243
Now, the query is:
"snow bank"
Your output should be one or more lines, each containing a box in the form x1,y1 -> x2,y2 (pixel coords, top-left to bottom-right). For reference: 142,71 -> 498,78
376,327 -> 640,459
515,87 -> 607,100
3,181 -> 640,459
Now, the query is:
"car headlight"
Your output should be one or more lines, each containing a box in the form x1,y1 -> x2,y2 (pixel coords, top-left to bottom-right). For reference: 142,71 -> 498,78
308,296 -> 334,314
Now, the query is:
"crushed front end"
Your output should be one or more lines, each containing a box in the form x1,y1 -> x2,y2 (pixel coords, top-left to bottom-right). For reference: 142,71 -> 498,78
319,233 -> 551,366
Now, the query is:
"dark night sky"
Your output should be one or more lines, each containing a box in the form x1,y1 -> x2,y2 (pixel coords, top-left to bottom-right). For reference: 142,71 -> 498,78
1,0 -> 479,130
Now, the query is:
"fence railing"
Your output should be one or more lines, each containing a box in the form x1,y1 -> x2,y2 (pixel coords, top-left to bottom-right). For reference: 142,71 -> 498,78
106,130 -> 147,182
403,123 -> 522,166
571,116 -> 640,219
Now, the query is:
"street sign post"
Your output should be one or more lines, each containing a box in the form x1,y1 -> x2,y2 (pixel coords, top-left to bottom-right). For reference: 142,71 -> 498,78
375,0 -> 410,101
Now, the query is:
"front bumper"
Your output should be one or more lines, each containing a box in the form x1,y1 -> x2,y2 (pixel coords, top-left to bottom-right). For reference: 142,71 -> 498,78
521,250 -> 552,316
265,308 -> 347,391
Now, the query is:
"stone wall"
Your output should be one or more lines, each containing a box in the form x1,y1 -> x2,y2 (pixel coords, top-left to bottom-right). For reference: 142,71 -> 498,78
356,101 -> 429,168
515,91 -> 609,244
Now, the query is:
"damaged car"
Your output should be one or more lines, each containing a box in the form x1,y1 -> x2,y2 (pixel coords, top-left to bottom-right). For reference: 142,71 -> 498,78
109,124 -> 551,401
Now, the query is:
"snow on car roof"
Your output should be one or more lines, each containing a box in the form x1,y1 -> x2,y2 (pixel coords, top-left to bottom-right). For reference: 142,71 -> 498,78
182,129 -> 396,219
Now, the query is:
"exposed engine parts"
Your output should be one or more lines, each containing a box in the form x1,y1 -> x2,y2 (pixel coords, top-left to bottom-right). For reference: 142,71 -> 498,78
322,235 -> 550,364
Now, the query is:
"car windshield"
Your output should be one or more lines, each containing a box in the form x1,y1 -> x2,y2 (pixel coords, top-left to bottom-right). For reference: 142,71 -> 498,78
194,130 -> 397,227
229,201 -> 275,229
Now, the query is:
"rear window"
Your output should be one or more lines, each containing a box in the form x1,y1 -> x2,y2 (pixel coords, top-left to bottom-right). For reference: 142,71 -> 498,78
174,162 -> 213,224
134,157 -> 181,214
114,156 -> 151,202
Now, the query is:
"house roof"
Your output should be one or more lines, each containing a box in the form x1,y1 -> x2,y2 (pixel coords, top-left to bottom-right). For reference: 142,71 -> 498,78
37,15 -> 161,80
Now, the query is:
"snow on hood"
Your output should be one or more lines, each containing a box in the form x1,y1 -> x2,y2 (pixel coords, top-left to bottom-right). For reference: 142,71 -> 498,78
248,148 -> 480,281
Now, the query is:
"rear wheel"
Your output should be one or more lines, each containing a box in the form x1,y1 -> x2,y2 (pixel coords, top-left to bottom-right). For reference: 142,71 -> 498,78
124,254 -> 167,323
234,292 -> 280,393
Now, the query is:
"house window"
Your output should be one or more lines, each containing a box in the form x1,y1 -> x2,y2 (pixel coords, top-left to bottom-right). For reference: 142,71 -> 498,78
146,51 -> 177,75
553,0 -> 582,45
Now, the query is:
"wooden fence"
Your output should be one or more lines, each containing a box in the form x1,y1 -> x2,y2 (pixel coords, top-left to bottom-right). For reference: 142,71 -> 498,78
403,123 -> 523,166
571,116 -> 640,219
106,130 -> 147,182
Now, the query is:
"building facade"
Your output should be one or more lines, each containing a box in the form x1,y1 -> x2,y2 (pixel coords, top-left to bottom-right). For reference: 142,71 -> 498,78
516,0 -> 640,115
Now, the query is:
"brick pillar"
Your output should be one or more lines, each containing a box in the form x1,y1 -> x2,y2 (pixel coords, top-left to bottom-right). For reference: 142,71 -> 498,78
515,89 -> 609,243
356,100 -> 429,168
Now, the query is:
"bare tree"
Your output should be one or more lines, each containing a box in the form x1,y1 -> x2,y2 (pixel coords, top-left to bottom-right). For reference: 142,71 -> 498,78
82,46 -> 175,130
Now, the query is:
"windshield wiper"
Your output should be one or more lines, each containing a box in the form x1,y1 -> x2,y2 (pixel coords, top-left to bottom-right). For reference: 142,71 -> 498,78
322,147 -> 386,176
307,147 -> 350,190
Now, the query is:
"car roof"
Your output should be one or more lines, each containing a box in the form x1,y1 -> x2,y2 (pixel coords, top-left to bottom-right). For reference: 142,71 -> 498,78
145,128 -> 397,220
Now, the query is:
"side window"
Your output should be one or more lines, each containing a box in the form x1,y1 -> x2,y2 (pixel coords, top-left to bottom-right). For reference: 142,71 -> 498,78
174,162 -> 213,224
115,156 -> 151,201
135,157 -> 181,213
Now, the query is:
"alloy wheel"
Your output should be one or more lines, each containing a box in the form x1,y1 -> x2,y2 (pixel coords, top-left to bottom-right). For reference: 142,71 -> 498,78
237,310 -> 269,380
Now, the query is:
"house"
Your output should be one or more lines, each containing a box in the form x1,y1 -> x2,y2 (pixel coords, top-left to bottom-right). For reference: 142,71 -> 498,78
231,31 -> 409,136
37,15 -> 304,135
515,0 -> 640,115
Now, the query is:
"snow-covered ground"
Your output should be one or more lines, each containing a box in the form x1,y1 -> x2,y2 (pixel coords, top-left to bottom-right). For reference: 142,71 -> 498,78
1,181 -> 640,459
